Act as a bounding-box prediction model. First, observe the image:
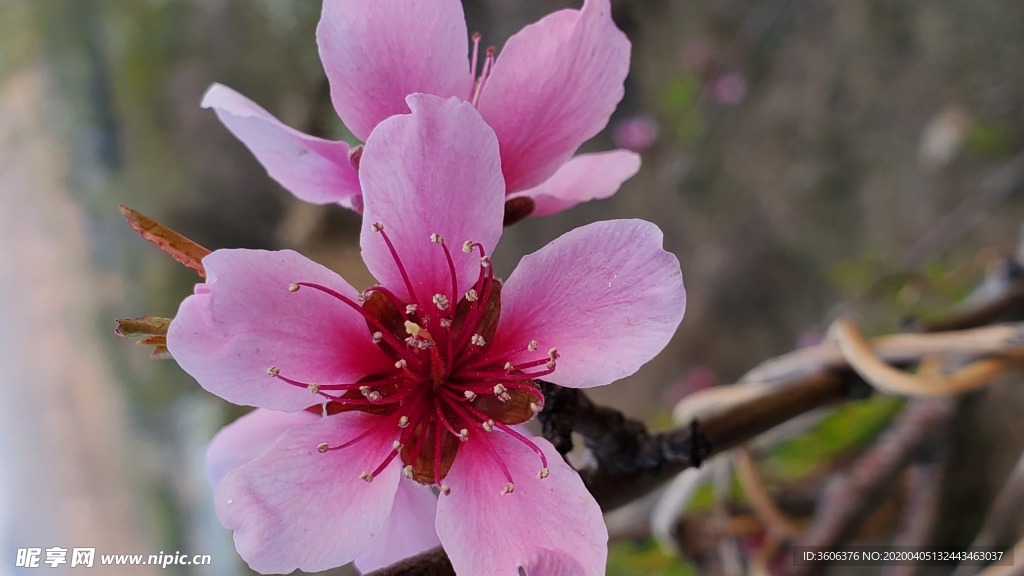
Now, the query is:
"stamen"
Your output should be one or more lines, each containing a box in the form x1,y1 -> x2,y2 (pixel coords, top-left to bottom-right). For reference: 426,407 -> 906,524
292,281 -> 422,367
528,340 -> 539,351
359,386 -> 382,402
372,331 -> 383,343
287,283 -> 300,293
501,482 -> 515,495
308,384 -> 320,395
402,465 -> 414,479
465,289 -> 479,302
359,471 -> 373,482
468,32 -> 482,99
267,366 -> 280,377
538,468 -> 550,479
482,420 -> 495,432
395,359 -> 408,369
470,334 -> 486,347
398,415 -> 410,428
441,484 -> 452,495
458,428 -> 469,442
374,225 -> 419,304
406,304 -> 419,315
317,442 -> 329,453
436,237 -> 459,319
463,390 -> 477,401
440,318 -> 453,328
430,232 -> 444,244
433,294 -> 450,311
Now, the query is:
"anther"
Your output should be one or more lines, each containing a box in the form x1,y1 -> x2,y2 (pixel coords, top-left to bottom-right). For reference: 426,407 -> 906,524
528,340 -> 538,351
398,416 -> 410,428
471,334 -> 487,347
357,292 -> 367,303
359,471 -> 374,482
317,442 -> 329,453
500,482 -> 515,495
395,359 -> 408,369
503,361 -> 513,372
462,241 -> 474,254
548,347 -> 559,360
372,331 -> 383,343
360,386 -> 382,402
463,391 -> 477,401
465,288 -> 479,302
441,484 -> 452,495
392,440 -> 404,450
371,222 -> 384,232
481,256 -> 491,268
430,233 -> 444,244
267,366 -> 280,377
433,294 -> 450,310
406,304 -> 419,315
493,384 -> 511,402
402,465 -> 414,479
308,384 -> 320,395
538,468 -> 550,479
482,419 -> 495,432
530,402 -> 542,414
287,283 -> 300,293
458,428 -> 469,441
440,318 -> 453,328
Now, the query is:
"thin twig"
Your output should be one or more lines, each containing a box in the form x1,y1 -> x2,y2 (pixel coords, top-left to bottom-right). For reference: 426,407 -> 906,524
790,398 -> 959,576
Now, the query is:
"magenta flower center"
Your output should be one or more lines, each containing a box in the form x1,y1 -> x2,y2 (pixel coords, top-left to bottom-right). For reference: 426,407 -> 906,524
269,224 -> 554,494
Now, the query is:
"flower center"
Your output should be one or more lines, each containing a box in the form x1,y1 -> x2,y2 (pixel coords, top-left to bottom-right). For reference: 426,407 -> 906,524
268,224 -> 555,494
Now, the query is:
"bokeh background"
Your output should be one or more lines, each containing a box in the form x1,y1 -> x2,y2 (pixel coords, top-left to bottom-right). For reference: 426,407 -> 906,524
3,0 -> 1024,574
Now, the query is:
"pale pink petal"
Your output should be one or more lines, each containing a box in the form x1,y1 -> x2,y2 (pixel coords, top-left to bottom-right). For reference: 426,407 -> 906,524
216,412 -> 402,574
317,0 -> 471,142
202,83 -> 361,206
359,95 -> 504,305
354,481 -> 440,573
167,249 -> 393,412
510,150 -> 640,217
436,433 -> 607,576
494,220 -> 685,389
206,409 -> 318,488
477,0 -> 630,193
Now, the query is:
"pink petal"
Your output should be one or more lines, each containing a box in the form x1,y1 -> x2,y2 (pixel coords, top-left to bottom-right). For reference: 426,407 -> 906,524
206,409 -> 318,488
167,249 -> 393,412
495,220 -> 685,389
317,0 -> 471,142
216,412 -> 402,574
359,95 -> 504,305
511,150 -> 640,217
202,83 -> 361,206
436,433 -> 607,576
354,481 -> 441,573
477,0 -> 631,193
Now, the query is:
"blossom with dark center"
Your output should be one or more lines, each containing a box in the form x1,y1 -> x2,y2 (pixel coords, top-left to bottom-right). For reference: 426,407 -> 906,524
202,0 -> 639,221
169,96 -> 685,575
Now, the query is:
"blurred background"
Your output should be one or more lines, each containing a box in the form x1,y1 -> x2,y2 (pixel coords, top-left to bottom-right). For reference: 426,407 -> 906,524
3,0 -> 1024,574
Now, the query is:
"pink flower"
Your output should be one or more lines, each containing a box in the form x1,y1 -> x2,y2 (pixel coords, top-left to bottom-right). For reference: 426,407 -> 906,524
204,0 -> 640,218
169,96 -> 685,574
